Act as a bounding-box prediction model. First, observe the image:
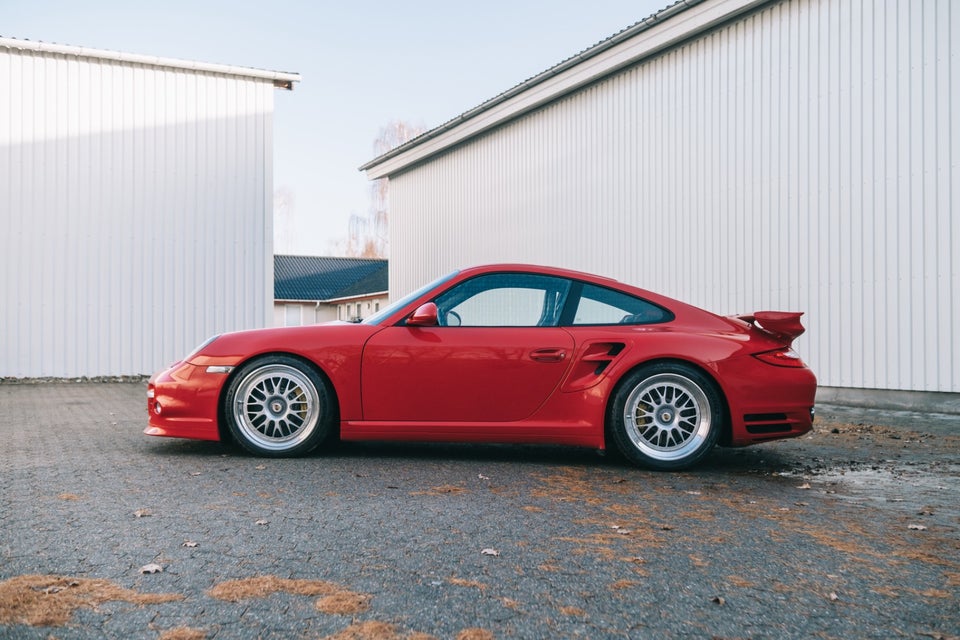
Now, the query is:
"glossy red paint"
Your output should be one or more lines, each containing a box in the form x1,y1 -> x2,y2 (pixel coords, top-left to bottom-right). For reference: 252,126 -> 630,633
146,264 -> 817,468
361,326 -> 574,421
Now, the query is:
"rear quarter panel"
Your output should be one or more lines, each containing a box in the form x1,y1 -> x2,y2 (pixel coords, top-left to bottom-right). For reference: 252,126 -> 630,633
562,322 -> 813,447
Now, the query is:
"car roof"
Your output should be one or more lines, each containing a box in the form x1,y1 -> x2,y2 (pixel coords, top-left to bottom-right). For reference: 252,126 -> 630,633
459,263 -> 622,286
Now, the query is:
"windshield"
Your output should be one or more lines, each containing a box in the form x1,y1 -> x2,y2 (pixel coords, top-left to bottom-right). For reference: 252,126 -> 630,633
363,270 -> 459,325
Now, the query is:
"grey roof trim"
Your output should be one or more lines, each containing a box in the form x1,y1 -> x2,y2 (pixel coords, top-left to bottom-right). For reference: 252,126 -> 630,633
274,290 -> 388,305
360,0 -> 769,178
321,291 -> 389,304
0,36 -> 300,89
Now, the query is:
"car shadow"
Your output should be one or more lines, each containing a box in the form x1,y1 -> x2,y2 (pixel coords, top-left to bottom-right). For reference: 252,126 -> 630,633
142,435 -> 809,477
142,438 -> 233,458
324,439 -> 809,478
319,439 -> 609,467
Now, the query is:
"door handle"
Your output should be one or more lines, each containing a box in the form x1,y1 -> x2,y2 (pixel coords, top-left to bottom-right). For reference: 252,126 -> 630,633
530,348 -> 567,363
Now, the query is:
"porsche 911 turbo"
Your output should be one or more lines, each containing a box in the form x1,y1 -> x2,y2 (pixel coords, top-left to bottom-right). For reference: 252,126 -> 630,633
146,264 -> 816,470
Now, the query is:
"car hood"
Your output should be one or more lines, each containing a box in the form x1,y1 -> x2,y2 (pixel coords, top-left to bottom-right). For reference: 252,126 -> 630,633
187,322 -> 383,366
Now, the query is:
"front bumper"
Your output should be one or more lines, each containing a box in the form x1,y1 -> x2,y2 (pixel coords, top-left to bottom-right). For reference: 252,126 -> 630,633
145,361 -> 230,441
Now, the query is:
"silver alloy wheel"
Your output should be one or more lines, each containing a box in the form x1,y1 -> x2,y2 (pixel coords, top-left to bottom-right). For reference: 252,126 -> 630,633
232,364 -> 321,452
622,372 -> 712,462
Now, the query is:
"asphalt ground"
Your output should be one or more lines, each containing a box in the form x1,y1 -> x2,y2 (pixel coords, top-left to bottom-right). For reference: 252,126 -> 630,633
0,382 -> 958,640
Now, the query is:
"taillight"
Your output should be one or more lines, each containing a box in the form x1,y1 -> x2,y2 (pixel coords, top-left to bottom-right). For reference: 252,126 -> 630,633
754,347 -> 806,368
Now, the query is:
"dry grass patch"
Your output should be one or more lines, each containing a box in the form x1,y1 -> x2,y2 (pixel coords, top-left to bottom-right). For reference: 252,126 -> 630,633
817,421 -> 947,444
322,621 -> 439,640
675,509 -> 717,522
894,545 -> 960,570
708,493 -> 898,577
559,605 -> 587,616
316,591 -> 371,615
323,621 -> 400,639
411,485 -> 468,496
159,628 -> 207,640
209,575 -> 370,615
447,577 -> 487,591
207,576 -> 344,601
530,467 -> 608,505
726,575 -> 757,588
771,581 -> 800,594
0,574 -> 183,627
609,579 -> 639,591
790,521 -> 888,560
907,588 -> 953,599
456,629 -> 494,640
553,534 -> 623,561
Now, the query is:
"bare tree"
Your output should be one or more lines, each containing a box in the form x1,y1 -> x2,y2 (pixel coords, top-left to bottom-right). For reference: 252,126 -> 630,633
346,120 -> 424,258
273,186 -> 296,254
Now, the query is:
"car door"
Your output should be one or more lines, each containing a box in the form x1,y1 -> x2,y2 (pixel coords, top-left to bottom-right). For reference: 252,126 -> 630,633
360,273 -> 575,422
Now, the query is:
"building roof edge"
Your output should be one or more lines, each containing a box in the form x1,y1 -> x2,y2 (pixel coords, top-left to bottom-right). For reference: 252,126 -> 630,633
0,36 -> 301,89
360,0 -> 769,177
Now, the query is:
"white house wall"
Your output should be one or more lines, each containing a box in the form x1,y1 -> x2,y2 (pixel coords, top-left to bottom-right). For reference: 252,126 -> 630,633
388,0 -> 959,393
1,46 -> 275,377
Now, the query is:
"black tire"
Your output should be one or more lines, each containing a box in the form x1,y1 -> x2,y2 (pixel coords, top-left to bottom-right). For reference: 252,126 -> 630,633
609,362 -> 723,470
223,355 -> 335,457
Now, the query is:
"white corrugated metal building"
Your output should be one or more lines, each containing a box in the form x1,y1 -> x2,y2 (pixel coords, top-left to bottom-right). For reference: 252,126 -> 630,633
361,0 -> 960,408
0,37 -> 298,378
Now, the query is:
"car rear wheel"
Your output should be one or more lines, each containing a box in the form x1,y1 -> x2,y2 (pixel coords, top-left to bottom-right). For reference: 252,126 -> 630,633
223,355 -> 335,457
609,363 -> 722,470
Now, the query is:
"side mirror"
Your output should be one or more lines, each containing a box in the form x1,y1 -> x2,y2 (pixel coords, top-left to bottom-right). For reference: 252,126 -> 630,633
406,302 -> 439,327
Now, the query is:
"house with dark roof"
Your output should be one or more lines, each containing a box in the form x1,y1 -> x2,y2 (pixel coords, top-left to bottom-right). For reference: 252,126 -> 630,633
273,255 -> 388,326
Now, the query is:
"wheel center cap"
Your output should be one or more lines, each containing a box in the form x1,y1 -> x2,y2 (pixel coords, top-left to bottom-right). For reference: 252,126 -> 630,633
270,398 -> 286,415
660,410 -> 674,423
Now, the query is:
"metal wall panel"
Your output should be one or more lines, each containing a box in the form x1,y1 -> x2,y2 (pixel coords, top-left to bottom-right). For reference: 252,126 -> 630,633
1,47 -> 275,377
389,0 -> 959,393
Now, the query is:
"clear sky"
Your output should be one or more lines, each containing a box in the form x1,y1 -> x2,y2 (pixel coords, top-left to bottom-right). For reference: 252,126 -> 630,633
6,0 -> 666,255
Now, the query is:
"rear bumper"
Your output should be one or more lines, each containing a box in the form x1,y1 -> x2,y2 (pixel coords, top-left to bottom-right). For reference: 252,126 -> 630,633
715,357 -> 817,446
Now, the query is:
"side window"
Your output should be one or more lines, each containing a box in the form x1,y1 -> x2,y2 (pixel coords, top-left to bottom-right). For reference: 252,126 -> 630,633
434,274 -> 571,327
571,283 -> 672,325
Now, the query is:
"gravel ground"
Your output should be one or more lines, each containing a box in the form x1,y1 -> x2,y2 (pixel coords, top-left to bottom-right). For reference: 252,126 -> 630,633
0,382 -> 957,639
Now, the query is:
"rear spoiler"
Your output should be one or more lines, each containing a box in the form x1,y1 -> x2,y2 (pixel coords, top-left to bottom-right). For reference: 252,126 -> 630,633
734,311 -> 805,343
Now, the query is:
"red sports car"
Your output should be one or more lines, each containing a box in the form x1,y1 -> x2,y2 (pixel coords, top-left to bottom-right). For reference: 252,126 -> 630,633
146,264 -> 816,470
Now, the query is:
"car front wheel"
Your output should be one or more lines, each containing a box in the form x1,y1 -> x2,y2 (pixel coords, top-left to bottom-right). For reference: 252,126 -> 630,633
223,355 -> 335,457
609,363 -> 722,470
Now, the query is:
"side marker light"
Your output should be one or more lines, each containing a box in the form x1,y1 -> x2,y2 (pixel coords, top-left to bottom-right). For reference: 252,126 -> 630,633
206,366 -> 234,374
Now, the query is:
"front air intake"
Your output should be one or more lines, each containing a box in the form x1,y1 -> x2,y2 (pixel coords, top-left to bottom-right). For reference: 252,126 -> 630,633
744,413 -> 791,434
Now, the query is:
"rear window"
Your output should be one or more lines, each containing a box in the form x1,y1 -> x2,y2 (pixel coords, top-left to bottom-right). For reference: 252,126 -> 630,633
570,283 -> 673,325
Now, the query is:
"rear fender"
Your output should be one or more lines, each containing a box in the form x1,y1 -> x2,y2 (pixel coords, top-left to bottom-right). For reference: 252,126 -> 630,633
604,357 -> 733,448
